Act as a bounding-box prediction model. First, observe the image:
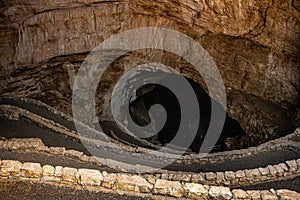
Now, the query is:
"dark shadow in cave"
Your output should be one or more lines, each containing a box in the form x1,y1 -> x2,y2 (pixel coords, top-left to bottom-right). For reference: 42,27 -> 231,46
128,73 -> 246,153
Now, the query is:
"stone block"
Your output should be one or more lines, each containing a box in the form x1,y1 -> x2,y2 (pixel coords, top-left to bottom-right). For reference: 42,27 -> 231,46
21,162 -> 42,178
250,169 -> 261,177
260,190 -> 277,200
278,163 -> 288,171
65,150 -> 83,159
101,171 -> 116,189
6,141 -> 14,150
216,172 -> 224,184
286,160 -> 297,172
296,159 -> 300,168
273,164 -> 284,176
0,141 -> 9,149
36,145 -> 49,152
80,155 -> 89,162
277,189 -> 300,200
205,172 -> 216,181
29,138 -> 44,149
246,190 -> 261,200
143,174 -> 156,185
267,165 -> 277,176
184,183 -> 209,200
244,169 -> 252,178
154,179 -> 184,198
232,189 -> 250,200
79,168 -> 103,186
10,141 -> 20,150
235,170 -> 246,178
192,173 -> 205,183
62,167 -> 78,183
258,167 -> 269,176
116,174 -> 153,193
169,172 -> 191,182
208,186 -> 232,200
49,147 -> 65,155
224,171 -> 235,180
54,166 -> 63,177
160,172 -> 168,180
0,160 -> 22,177
42,165 -> 55,176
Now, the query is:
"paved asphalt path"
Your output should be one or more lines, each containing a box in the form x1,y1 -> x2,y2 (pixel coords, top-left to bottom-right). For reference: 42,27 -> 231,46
0,119 -> 299,173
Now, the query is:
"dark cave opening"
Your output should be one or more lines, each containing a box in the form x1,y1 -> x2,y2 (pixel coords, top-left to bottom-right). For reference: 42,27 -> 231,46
127,73 -> 246,153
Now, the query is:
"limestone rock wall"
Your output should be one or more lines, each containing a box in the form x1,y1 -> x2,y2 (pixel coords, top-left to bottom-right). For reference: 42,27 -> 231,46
0,0 -> 299,148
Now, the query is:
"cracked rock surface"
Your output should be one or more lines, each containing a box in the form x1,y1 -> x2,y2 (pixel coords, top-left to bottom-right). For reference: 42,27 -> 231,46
0,0 -> 299,149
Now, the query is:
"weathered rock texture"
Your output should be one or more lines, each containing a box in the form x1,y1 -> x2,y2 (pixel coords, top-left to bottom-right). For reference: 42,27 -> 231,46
0,0 -> 299,149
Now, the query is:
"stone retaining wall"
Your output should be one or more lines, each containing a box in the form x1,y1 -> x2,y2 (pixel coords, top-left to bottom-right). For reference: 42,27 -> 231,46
1,159 -> 300,199
1,99 -> 300,169
1,137 -> 300,189
1,98 -> 300,199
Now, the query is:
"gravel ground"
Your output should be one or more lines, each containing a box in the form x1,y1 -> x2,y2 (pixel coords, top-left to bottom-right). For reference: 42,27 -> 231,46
0,181 -> 152,200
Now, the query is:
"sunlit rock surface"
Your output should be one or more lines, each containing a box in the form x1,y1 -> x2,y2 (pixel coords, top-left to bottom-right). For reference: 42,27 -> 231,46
0,0 -> 299,149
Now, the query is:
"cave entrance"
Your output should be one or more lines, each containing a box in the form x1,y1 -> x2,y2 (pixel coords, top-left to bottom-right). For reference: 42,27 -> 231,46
127,74 -> 245,153
98,71 -> 245,154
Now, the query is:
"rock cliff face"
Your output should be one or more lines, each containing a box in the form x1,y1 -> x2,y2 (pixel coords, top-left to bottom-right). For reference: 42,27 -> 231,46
0,0 -> 299,149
